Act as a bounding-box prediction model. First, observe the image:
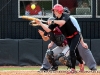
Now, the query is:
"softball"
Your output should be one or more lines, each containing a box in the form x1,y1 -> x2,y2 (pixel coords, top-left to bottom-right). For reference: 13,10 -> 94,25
31,4 -> 36,10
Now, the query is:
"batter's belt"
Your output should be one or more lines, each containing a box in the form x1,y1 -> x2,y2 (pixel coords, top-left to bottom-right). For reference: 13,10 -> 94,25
66,32 -> 78,38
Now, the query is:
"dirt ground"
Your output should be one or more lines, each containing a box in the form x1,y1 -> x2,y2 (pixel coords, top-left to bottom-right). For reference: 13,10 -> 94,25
0,70 -> 100,75
0,66 -> 99,75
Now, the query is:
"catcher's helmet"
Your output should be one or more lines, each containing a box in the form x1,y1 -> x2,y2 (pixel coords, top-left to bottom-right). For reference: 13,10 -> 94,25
52,4 -> 64,14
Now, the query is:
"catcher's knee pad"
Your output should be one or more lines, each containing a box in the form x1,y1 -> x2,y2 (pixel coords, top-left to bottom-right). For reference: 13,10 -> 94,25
56,53 -> 64,60
46,50 -> 54,58
59,56 -> 72,68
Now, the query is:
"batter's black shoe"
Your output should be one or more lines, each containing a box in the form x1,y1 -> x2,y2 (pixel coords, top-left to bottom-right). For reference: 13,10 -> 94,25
49,66 -> 58,71
40,67 -> 48,71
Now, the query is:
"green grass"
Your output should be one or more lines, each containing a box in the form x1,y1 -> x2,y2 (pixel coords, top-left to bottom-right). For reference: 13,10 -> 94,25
0,66 -> 38,70
0,66 -> 99,71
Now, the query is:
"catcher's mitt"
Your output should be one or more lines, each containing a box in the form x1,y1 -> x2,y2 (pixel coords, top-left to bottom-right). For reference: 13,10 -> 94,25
59,56 -> 72,69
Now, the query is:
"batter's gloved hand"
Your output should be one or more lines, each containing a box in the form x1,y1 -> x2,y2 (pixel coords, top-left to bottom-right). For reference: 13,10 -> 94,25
59,56 -> 72,69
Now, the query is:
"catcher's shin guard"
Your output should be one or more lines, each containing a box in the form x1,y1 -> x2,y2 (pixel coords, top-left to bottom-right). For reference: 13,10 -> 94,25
46,50 -> 58,66
59,56 -> 72,69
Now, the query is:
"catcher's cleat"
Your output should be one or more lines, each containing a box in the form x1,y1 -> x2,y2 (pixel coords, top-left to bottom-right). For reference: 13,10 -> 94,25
40,67 -> 48,71
49,66 -> 58,71
79,64 -> 84,72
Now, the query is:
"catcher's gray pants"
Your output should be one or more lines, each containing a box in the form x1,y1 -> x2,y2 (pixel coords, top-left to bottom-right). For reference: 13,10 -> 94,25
41,45 -> 69,69
41,43 -> 97,70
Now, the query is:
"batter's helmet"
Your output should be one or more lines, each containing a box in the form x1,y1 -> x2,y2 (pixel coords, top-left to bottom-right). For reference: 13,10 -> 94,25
52,4 -> 64,14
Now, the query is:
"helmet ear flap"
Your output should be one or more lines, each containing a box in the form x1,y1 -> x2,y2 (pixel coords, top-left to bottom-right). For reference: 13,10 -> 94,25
59,10 -> 64,14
